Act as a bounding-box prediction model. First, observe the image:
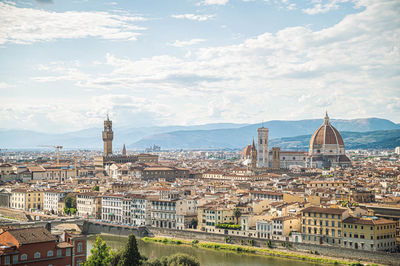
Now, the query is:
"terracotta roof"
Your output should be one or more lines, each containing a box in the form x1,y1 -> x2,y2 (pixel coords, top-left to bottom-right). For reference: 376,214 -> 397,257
3,227 -> 56,245
301,206 -> 347,215
343,216 -> 396,225
309,114 -> 344,148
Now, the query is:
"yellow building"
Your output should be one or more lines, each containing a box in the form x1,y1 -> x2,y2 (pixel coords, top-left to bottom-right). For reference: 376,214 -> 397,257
10,189 -> 43,211
342,216 -> 397,251
26,191 -> 43,211
197,203 -> 235,232
301,206 -> 349,245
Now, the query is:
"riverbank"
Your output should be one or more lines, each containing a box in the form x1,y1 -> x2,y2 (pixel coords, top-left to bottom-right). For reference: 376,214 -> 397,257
141,236 -> 376,266
87,234 -> 320,266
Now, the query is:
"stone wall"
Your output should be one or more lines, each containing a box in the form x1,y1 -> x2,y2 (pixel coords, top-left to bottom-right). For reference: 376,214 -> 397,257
147,227 -> 400,266
83,221 -> 147,238
83,222 -> 400,266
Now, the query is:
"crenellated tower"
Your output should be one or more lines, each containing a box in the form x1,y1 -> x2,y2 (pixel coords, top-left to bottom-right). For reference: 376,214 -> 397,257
102,114 -> 114,157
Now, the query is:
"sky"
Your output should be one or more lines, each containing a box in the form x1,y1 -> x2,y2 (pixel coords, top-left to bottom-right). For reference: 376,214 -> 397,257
0,0 -> 399,133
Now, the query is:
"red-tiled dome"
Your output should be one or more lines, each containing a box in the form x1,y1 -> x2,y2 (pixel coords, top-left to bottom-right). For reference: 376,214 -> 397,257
241,145 -> 252,158
309,112 -> 345,152
310,121 -> 344,146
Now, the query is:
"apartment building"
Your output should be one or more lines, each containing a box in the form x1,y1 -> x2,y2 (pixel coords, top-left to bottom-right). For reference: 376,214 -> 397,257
301,206 -> 349,245
101,194 -> 123,223
130,194 -> 151,226
0,227 -> 86,266
76,192 -> 101,219
43,190 -> 66,214
197,203 -> 235,232
343,216 -> 397,252
10,189 -> 43,211
150,197 -> 177,229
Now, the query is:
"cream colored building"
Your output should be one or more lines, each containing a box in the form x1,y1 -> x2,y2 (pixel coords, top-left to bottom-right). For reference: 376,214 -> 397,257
343,216 -> 397,251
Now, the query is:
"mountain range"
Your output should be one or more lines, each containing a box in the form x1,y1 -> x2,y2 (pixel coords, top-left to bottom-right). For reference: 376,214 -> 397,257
0,118 -> 399,150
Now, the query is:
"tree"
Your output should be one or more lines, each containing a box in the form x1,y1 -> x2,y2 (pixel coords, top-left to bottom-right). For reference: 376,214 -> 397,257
145,253 -> 200,266
233,208 -> 242,224
189,219 -> 198,229
64,193 -> 77,216
93,185 -> 100,191
117,234 -> 143,266
86,236 -> 112,266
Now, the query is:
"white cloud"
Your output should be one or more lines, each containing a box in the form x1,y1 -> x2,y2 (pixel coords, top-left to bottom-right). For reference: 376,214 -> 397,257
169,39 -> 206,48
0,82 -> 10,89
15,0 -> 400,130
202,0 -> 229,5
171,14 -> 215,21
0,2 -> 147,45
302,0 -> 352,15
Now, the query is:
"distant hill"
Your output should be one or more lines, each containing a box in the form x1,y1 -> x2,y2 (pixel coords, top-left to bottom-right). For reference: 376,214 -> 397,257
0,123 -> 248,149
130,118 -> 400,149
270,129 -> 400,150
1,118 -> 399,149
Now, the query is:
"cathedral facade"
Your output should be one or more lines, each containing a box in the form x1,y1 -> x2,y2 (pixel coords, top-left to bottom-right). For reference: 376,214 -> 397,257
242,112 -> 350,170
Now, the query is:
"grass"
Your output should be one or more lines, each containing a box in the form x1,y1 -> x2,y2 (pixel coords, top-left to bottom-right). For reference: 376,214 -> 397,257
141,237 -> 368,265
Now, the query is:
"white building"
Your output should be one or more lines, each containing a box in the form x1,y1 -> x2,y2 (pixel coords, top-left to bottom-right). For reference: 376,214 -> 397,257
395,146 -> 400,155
76,192 -> 101,219
256,220 -> 272,239
43,190 -> 66,214
102,194 -> 123,223
130,194 -> 151,226
150,197 -> 177,229
10,189 -> 26,210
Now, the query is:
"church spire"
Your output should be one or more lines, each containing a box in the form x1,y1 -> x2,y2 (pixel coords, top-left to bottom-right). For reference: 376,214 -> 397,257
122,144 -> 126,156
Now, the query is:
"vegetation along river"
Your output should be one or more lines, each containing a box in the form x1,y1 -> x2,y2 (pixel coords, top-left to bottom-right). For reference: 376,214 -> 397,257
87,234 -> 321,266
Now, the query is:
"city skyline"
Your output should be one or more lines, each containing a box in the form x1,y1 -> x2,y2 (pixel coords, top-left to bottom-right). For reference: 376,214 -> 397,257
1,0 -> 399,133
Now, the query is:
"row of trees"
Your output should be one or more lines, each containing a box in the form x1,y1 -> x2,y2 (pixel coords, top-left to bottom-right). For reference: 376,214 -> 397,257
86,234 -> 200,266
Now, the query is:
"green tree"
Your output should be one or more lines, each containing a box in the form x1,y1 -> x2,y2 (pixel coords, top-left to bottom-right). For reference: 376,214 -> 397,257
64,193 -> 77,215
189,219 -> 198,229
93,185 -> 100,191
117,234 -> 143,266
233,208 -> 242,224
145,253 -> 199,266
86,236 -> 112,266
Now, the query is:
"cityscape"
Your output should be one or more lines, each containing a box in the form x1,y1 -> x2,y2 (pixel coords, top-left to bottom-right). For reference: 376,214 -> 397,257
1,0 -> 400,266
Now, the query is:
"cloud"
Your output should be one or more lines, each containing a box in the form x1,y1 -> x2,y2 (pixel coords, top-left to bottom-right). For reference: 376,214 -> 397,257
171,14 -> 214,21
19,0 -> 400,130
202,0 -> 229,5
35,0 -> 53,3
0,2 -> 147,45
0,82 -> 10,89
302,0 -> 352,15
169,39 -> 206,47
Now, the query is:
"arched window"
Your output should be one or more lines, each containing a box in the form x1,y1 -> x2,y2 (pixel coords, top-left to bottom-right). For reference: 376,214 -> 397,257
21,254 -> 27,260
47,250 -> 53,257
34,252 -> 41,259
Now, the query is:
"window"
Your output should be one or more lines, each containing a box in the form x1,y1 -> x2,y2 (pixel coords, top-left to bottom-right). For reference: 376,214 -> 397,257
47,250 -> 54,257
34,252 -> 41,259
77,243 -> 83,253
12,255 -> 18,264
21,254 -> 27,261
66,249 -> 71,256
4,256 -> 10,265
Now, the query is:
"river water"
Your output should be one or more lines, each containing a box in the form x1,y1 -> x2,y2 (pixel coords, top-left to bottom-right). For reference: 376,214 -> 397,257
86,234 -> 319,266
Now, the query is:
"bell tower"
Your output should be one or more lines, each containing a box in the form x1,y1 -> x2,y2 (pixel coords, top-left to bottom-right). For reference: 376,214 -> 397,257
102,114 -> 113,157
257,127 -> 269,168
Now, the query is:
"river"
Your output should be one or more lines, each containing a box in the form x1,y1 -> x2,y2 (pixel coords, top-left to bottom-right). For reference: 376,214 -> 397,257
86,234 -> 320,266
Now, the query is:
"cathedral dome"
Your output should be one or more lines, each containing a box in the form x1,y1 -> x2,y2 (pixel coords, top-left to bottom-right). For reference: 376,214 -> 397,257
309,112 -> 345,156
